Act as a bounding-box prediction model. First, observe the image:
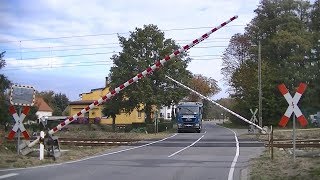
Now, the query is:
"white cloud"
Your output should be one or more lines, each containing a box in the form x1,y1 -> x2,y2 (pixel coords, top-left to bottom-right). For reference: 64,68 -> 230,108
6,57 -> 65,71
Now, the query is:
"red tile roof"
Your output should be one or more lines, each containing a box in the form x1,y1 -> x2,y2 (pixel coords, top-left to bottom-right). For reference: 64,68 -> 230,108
35,97 -> 53,112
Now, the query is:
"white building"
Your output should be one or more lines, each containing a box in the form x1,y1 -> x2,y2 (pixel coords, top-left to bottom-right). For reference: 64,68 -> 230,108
35,97 -> 53,118
159,105 -> 175,120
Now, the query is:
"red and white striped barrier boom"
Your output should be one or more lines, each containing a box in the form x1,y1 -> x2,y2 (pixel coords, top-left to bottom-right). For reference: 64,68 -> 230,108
23,16 -> 238,150
165,75 -> 265,132
8,105 -> 31,140
278,83 -> 308,127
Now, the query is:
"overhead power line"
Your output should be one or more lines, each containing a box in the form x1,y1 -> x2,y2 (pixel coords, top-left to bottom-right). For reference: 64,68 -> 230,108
3,58 -> 223,71
0,25 -> 245,43
3,39 -> 230,52
10,52 -> 117,60
7,53 -> 222,61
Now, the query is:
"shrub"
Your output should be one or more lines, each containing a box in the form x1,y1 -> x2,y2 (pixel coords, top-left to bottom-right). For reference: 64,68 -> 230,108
130,127 -> 147,133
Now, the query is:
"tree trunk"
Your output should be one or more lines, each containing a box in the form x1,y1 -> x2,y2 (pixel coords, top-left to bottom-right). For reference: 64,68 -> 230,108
145,104 -> 152,124
171,106 -> 175,121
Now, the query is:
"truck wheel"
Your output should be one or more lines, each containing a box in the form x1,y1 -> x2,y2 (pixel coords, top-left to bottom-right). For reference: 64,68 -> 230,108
197,129 -> 201,133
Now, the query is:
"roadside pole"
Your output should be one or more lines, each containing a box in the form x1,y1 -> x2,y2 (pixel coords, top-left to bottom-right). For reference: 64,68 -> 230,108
293,114 -> 296,162
258,41 -> 262,128
17,129 -> 20,155
271,125 -> 274,160
17,107 -> 22,155
40,131 -> 44,160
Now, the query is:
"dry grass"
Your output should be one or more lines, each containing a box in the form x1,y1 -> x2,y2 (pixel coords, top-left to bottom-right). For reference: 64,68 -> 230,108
239,127 -> 320,141
0,143 -> 114,169
250,148 -> 320,180
245,127 -> 320,180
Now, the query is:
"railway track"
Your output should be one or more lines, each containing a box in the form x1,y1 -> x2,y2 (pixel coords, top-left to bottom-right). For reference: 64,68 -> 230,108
6,137 -> 142,146
58,138 -> 141,146
265,139 -> 320,148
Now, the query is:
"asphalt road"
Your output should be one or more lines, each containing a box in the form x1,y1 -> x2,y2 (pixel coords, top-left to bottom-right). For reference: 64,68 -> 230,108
0,122 -> 264,180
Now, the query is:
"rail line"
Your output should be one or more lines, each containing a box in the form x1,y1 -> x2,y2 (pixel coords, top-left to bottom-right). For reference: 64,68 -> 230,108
265,139 -> 320,148
59,138 -> 141,146
6,138 -> 142,146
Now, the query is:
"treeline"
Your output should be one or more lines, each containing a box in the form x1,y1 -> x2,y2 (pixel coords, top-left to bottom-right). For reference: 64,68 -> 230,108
222,0 -> 320,126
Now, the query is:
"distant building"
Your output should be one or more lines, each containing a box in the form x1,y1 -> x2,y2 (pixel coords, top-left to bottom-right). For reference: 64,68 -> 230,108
68,77 -> 146,125
159,105 -> 175,120
34,97 -> 53,118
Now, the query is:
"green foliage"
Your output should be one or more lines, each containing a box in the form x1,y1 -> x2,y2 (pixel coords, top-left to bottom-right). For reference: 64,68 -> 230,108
0,51 -> 11,130
222,0 -> 319,126
37,91 -> 70,116
102,96 -> 121,132
109,24 -> 191,124
24,105 -> 39,121
130,127 -> 146,133
188,74 -> 220,102
202,98 -> 236,120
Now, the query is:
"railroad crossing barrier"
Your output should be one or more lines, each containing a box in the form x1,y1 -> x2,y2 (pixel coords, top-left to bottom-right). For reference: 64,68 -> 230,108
19,16 -> 239,154
165,75 -> 266,133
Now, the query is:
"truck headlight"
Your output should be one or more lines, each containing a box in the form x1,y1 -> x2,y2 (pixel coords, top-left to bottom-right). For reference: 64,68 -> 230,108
195,123 -> 200,127
178,123 -> 182,127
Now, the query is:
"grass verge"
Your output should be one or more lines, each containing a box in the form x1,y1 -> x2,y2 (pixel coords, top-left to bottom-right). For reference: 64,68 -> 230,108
250,148 -> 320,180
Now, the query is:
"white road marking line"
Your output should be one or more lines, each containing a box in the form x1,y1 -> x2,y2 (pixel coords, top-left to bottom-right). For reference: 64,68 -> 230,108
0,173 -> 18,179
0,133 -> 177,172
216,124 -> 240,180
168,134 -> 205,157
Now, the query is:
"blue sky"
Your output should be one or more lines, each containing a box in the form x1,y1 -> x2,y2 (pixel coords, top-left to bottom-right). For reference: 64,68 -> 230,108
0,0 -> 260,101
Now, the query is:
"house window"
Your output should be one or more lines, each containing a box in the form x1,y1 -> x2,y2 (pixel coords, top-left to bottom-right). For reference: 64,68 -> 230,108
167,113 -> 171,119
160,113 -> 163,118
138,111 -> 142,118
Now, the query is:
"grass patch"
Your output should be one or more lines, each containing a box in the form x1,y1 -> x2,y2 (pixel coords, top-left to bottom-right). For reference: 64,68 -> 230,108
250,148 -> 320,180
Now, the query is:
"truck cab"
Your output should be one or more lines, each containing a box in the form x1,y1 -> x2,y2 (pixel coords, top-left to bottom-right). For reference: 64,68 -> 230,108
176,102 -> 203,133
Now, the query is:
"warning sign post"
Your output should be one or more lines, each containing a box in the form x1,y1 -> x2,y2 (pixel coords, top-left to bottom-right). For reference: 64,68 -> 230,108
8,84 -> 35,155
278,82 -> 307,162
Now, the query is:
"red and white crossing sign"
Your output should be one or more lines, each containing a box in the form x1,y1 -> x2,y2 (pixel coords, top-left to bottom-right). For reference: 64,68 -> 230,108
278,83 -> 308,127
8,105 -> 31,140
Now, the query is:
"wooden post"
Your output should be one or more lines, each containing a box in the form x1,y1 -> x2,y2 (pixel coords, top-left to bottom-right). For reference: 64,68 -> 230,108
271,125 -> 274,160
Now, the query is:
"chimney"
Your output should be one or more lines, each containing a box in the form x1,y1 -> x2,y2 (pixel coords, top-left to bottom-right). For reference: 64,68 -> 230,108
105,77 -> 109,87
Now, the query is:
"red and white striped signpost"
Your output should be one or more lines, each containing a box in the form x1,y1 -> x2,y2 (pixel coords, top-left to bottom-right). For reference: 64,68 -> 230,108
278,83 -> 308,127
20,16 -> 239,153
278,82 -> 307,162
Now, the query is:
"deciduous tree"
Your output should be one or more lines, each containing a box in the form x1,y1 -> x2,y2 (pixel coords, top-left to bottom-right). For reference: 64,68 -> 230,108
108,24 -> 191,124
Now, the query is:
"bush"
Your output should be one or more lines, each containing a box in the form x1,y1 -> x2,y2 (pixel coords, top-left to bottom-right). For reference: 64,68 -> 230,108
94,117 -> 101,124
158,121 -> 173,132
130,127 -> 147,133
146,121 -> 174,133
99,124 -> 113,131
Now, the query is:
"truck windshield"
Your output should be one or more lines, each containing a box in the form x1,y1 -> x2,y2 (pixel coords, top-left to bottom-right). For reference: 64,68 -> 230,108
179,106 -> 199,115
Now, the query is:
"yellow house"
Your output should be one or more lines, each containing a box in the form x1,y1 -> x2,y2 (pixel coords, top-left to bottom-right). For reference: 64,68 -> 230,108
69,79 -> 146,125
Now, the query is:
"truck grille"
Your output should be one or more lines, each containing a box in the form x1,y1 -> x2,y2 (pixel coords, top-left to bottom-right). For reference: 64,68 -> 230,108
182,118 -> 195,122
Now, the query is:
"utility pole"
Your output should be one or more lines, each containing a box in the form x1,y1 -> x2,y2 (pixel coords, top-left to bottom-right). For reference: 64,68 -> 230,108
258,41 -> 262,128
